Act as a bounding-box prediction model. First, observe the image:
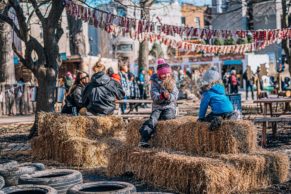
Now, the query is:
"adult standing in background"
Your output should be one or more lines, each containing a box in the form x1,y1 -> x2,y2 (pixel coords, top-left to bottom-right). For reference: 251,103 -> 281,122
15,78 -> 25,115
65,72 -> 74,92
256,67 -> 264,91
243,66 -> 255,100
229,70 -> 239,94
119,64 -> 130,114
128,72 -> 140,112
138,67 -> 146,101
5,84 -> 15,116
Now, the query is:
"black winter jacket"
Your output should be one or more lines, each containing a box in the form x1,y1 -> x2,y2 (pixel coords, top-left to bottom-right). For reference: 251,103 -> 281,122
62,84 -> 84,114
82,72 -> 125,115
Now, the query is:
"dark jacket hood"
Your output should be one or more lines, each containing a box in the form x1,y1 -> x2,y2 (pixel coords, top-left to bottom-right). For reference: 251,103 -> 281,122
210,84 -> 225,95
91,72 -> 110,86
150,73 -> 160,82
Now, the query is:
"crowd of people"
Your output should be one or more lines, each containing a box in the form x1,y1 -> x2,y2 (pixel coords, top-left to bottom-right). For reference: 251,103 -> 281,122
57,58 -> 240,148
0,78 -> 27,116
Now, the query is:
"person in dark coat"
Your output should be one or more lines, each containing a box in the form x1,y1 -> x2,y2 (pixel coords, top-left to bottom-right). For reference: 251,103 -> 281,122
82,60 -> 125,115
243,66 -> 255,100
62,71 -> 89,115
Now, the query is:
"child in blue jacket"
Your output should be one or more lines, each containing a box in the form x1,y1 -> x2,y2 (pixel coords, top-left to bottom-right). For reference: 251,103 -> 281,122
198,67 -> 236,123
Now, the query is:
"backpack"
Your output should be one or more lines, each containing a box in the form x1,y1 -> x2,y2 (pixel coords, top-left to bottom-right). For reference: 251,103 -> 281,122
231,75 -> 237,85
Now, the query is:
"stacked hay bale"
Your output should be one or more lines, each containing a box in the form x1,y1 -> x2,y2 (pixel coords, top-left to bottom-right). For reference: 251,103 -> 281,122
31,112 -> 125,168
107,117 -> 289,193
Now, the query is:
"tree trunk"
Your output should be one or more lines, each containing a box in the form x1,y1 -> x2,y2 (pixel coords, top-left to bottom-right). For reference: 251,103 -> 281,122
0,21 -> 15,84
138,40 -> 149,71
138,1 -> 152,71
29,67 -> 57,138
67,12 -> 86,55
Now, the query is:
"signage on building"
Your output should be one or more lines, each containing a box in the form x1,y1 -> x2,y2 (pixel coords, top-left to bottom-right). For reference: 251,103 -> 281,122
219,54 -> 244,60
60,53 -> 67,61
14,55 -> 19,65
188,56 -> 213,62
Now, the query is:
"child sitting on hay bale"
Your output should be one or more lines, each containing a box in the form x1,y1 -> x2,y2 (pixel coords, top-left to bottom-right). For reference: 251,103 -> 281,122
139,59 -> 179,148
198,67 -> 240,130
82,60 -> 125,116
62,71 -> 89,115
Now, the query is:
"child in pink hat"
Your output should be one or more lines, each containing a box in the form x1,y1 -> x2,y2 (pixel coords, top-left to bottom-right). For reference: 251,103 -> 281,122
138,62 -> 178,148
157,58 -> 166,65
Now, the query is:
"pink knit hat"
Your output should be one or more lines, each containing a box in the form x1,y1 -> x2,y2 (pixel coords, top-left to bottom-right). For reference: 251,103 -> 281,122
157,58 -> 166,65
157,63 -> 172,77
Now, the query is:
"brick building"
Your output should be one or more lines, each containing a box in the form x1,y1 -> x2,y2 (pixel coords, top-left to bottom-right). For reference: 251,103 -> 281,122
181,3 -> 207,29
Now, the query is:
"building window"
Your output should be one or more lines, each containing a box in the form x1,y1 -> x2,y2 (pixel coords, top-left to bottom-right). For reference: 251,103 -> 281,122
195,17 -> 200,28
181,17 -> 186,25
117,7 -> 126,17
157,26 -> 161,33
117,44 -> 133,52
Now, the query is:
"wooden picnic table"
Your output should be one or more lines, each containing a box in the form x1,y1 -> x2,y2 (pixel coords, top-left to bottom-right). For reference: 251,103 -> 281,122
254,97 -> 291,147
254,98 -> 291,116
116,99 -> 184,117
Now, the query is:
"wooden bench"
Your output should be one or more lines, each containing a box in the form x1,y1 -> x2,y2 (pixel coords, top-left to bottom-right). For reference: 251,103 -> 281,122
254,116 -> 291,147
116,100 -> 184,116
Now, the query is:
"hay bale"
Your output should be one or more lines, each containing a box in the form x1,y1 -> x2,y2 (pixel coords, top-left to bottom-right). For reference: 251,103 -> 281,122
108,147 -> 238,194
31,135 -> 124,168
38,112 -> 124,139
33,112 -> 125,168
126,118 -> 257,154
208,151 -> 289,190
107,147 -> 289,194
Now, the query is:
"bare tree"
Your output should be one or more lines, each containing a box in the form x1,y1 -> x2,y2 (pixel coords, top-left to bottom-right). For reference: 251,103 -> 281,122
138,0 -> 154,71
66,1 -> 86,57
0,19 -> 15,84
0,0 -> 65,137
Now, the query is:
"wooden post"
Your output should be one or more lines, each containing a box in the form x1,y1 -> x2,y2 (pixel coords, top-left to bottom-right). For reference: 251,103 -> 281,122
262,103 -> 268,147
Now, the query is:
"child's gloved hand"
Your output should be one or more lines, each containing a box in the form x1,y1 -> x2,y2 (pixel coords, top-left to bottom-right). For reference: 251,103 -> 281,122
163,91 -> 170,100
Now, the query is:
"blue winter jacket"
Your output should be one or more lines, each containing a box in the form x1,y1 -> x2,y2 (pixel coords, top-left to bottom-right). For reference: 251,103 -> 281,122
199,84 -> 234,119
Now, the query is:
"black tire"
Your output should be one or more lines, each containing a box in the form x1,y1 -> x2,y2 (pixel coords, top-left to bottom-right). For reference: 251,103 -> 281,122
0,160 -> 18,170
137,192 -> 174,194
0,175 -> 5,189
67,181 -> 136,194
1,184 -> 57,194
0,163 -> 45,186
19,169 -> 83,194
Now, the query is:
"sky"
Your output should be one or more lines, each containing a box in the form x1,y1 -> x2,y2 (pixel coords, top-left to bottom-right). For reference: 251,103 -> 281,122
179,0 -> 211,6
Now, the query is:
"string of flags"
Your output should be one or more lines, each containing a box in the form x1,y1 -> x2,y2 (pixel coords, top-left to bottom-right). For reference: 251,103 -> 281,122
64,1 -> 285,54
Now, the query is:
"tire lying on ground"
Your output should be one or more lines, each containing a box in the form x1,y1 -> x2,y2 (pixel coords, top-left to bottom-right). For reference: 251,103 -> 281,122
19,169 -> 82,194
0,163 -> 45,186
0,175 -> 5,189
67,181 -> 136,194
0,184 -> 57,194
0,160 -> 18,170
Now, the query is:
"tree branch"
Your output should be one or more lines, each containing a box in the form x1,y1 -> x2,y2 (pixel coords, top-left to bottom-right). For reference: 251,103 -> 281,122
56,21 -> 64,43
0,13 -> 23,40
12,42 -> 27,67
25,36 -> 46,69
28,0 -> 45,23
47,0 -> 65,29
8,0 -> 29,42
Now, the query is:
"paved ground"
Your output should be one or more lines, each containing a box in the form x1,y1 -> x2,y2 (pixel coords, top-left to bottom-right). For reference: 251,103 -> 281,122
0,115 -> 34,125
1,92 -> 291,193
